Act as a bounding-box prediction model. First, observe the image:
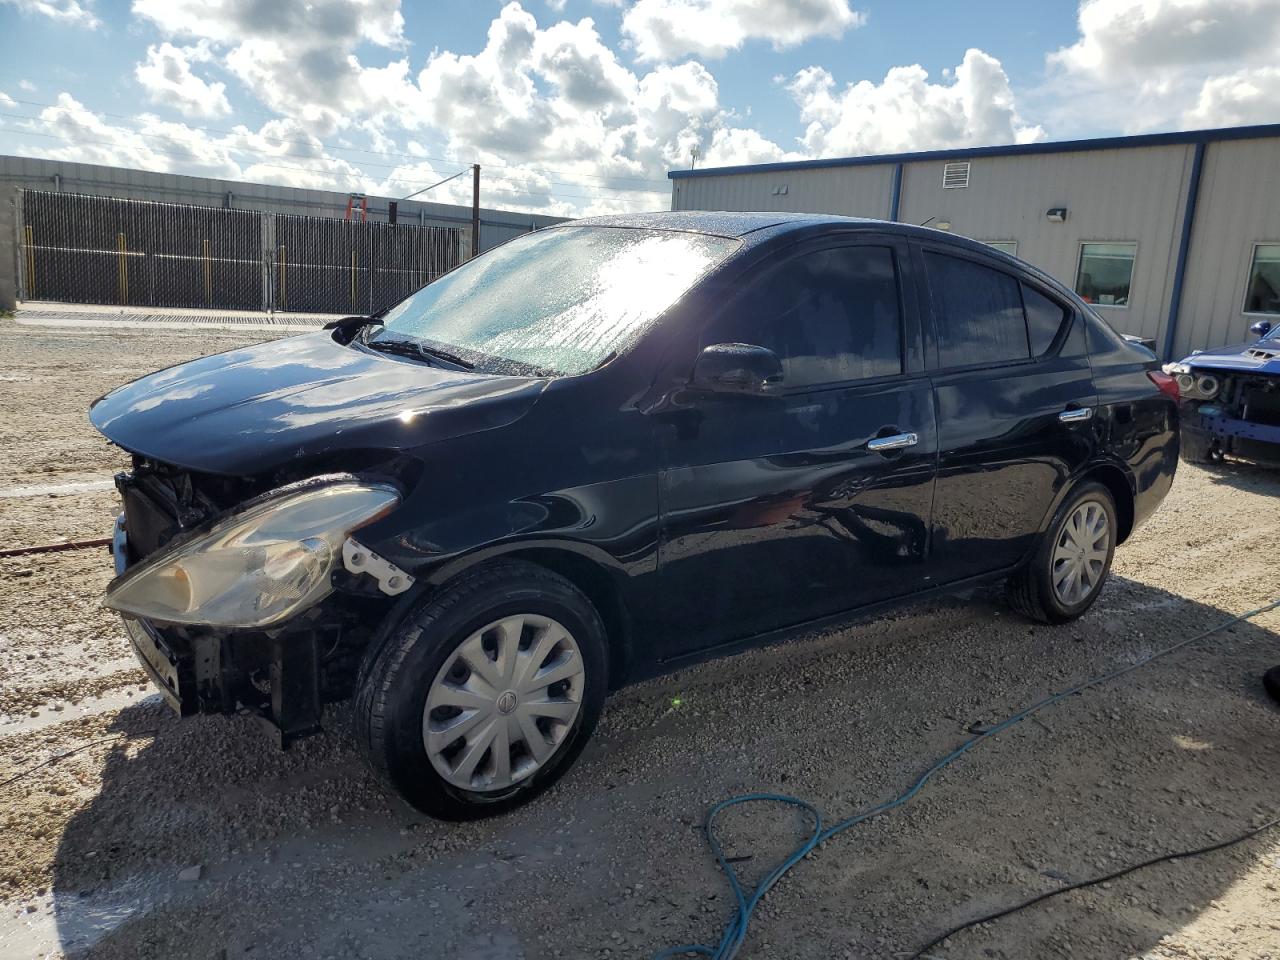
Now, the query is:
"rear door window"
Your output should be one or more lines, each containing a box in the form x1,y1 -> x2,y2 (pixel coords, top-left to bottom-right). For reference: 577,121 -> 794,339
924,252 -> 1029,367
707,245 -> 903,388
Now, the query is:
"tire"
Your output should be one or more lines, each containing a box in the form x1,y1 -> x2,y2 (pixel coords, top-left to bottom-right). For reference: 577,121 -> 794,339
1180,426 -> 1215,464
353,560 -> 608,820
1006,481 -> 1118,625
1264,665 -> 1280,706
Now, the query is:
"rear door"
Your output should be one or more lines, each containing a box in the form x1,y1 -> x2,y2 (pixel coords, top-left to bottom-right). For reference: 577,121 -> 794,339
916,243 -> 1097,583
654,236 -> 938,660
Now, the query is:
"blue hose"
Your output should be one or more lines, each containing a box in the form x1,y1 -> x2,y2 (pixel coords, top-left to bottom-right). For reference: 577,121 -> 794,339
655,595 -> 1280,960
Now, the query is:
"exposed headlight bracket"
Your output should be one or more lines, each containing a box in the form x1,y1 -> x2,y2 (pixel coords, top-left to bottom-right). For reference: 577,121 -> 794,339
342,538 -> 414,596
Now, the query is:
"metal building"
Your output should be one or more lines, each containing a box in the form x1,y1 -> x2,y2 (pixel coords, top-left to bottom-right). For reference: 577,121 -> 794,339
668,123 -> 1280,360
1,155 -> 566,311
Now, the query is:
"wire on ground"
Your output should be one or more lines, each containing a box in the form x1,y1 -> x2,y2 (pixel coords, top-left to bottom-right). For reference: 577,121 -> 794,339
0,537 -> 110,559
908,813 -> 1280,958
655,594 -> 1280,960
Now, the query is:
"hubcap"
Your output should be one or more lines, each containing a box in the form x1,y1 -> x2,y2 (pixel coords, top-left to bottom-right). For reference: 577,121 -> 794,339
423,614 -> 584,792
1052,499 -> 1110,606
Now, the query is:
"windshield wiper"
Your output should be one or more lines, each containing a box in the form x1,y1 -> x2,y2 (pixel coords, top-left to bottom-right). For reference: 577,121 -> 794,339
416,344 -> 474,370
364,336 -> 474,370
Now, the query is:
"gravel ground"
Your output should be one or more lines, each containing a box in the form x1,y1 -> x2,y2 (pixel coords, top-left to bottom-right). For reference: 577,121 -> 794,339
1,318 -> 1278,960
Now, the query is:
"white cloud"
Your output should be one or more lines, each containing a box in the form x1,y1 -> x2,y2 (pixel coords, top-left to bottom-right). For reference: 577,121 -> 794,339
0,0 -> 98,27
19,80 -> 37,92
0,91 -> 15,109
622,0 -> 867,61
132,0 -> 409,135
1047,0 -> 1280,131
6,93 -> 383,192
788,48 -> 1045,157
135,43 -> 232,118
408,4 -> 782,212
1184,64 -> 1280,126
14,93 -> 236,175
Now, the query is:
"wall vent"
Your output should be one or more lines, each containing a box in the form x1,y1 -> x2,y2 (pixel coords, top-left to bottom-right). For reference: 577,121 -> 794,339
942,161 -> 970,189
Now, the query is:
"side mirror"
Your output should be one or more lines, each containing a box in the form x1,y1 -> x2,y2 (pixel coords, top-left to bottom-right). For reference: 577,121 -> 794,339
1249,319 -> 1273,337
692,343 -> 784,395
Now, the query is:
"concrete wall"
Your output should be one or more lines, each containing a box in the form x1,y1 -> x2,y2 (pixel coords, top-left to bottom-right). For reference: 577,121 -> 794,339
667,132 -> 1280,359
0,155 -> 567,310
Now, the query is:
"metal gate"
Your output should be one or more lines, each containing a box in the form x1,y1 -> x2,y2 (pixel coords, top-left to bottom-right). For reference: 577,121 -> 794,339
18,190 -> 463,314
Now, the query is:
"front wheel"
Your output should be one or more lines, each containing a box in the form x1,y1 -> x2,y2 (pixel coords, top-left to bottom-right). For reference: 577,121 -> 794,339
353,560 -> 608,820
1007,481 -> 1117,624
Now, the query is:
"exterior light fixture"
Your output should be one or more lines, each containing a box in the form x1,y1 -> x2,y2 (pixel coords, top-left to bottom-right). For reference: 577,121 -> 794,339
1046,207 -> 1067,222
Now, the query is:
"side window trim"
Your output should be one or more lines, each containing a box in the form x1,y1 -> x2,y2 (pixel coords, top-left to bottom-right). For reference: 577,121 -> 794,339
699,236 -> 918,393
913,240 -> 1038,374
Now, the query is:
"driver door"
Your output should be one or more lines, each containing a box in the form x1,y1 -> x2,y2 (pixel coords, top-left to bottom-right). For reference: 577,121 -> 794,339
653,237 -> 938,662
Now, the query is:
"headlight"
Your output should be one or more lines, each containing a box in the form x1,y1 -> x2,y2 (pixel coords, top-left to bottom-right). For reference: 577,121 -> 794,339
105,481 -> 400,628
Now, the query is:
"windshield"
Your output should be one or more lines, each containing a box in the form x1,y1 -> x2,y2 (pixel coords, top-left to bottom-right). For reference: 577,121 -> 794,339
368,225 -> 739,376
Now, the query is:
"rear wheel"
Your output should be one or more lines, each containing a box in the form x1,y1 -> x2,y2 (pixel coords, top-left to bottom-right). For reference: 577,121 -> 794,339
1007,481 -> 1117,624
1180,426 -> 1216,464
354,560 -> 608,820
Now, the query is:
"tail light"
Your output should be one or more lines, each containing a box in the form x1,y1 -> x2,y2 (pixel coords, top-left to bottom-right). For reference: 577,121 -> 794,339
1147,370 -> 1180,401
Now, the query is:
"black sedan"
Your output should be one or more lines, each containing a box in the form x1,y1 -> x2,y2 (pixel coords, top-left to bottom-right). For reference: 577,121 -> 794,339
89,212 -> 1179,819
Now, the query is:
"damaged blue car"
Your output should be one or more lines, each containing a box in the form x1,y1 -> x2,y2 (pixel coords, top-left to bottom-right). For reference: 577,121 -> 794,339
1165,319 -> 1280,464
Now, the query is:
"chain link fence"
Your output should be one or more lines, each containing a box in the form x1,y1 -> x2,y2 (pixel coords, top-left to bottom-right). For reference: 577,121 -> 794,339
18,190 -> 464,314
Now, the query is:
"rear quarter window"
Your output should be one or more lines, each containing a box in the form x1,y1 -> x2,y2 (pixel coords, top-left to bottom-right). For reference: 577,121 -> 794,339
1022,284 -> 1070,356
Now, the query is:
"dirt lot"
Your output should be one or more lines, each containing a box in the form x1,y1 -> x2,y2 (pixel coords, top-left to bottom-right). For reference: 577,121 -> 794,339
1,319 -> 1278,960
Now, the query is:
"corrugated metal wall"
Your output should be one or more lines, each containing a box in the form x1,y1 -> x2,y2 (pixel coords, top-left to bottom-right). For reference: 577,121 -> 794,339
0,154 -> 566,310
1174,138 -> 1280,358
897,146 -> 1194,346
668,136 -> 1280,358
671,163 -> 896,219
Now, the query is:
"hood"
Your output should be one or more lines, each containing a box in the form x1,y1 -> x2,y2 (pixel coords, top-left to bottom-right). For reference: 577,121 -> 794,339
89,331 -> 546,475
1182,337 -> 1280,375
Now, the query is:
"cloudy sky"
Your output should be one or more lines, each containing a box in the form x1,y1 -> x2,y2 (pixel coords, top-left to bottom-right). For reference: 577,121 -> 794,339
0,0 -> 1277,216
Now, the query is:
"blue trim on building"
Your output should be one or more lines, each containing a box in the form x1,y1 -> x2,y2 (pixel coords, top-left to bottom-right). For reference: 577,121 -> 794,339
668,122 -> 1280,180
1161,141 -> 1207,360
889,163 -> 902,221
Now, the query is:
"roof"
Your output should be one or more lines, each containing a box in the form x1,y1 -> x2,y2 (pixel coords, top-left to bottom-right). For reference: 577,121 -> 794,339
667,121 -> 1280,181
567,210 -> 880,238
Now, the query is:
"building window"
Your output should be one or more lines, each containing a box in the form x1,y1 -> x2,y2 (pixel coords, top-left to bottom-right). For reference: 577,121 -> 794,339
1244,243 -> 1280,315
1076,242 -> 1136,307
983,240 -> 1018,257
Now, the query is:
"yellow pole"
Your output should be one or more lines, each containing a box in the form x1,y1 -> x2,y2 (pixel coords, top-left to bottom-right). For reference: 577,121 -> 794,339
117,233 -> 129,304
203,239 -> 212,305
278,245 -> 287,309
24,225 -> 35,298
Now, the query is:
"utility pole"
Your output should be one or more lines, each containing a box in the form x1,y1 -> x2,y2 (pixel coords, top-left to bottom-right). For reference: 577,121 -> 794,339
471,164 -> 480,258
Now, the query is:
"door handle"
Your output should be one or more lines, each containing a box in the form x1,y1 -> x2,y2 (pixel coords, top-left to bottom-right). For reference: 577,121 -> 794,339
867,432 -> 918,452
1058,407 -> 1094,423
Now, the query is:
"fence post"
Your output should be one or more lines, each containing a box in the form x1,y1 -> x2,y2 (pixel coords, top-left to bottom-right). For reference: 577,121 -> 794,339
350,248 -> 357,313
203,238 -> 212,306
261,213 -> 275,313
278,245 -> 287,311
23,224 -> 35,302
117,233 -> 129,305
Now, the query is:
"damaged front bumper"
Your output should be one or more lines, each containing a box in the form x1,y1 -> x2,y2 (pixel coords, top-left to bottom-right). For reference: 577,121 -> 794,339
110,513 -> 355,748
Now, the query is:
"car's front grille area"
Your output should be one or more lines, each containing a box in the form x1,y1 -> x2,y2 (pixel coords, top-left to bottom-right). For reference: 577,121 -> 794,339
120,481 -> 182,562
117,459 -> 258,563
